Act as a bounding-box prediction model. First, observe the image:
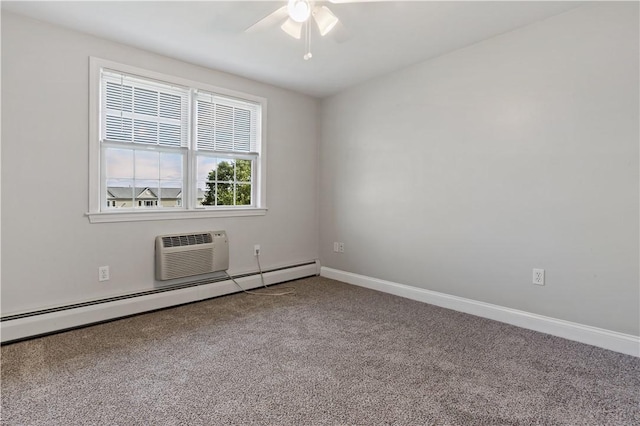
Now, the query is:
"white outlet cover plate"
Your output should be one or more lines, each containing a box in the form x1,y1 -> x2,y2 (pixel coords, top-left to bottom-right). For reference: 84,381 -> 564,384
99,266 -> 110,282
533,268 -> 545,285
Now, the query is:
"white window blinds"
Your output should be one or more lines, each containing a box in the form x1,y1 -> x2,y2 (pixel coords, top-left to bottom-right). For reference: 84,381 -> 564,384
195,91 -> 260,154
101,70 -> 189,147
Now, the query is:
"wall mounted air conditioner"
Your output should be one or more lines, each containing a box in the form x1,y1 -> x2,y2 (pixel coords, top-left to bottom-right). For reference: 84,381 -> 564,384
155,231 -> 229,281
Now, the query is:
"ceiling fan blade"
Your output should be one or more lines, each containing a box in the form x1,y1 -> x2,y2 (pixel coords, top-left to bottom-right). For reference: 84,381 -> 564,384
281,18 -> 303,39
245,6 -> 288,33
312,6 -> 340,36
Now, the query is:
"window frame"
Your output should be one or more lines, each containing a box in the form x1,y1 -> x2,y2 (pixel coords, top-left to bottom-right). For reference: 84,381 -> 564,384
87,57 -> 267,223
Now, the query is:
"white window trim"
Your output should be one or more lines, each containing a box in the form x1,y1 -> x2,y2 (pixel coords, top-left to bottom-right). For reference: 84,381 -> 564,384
87,57 -> 268,223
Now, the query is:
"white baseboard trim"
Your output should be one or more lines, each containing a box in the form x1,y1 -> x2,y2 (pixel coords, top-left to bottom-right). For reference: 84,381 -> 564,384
321,267 -> 640,357
1,262 -> 318,343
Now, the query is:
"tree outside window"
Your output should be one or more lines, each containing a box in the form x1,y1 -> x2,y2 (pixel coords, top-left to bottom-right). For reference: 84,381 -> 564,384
202,159 -> 251,206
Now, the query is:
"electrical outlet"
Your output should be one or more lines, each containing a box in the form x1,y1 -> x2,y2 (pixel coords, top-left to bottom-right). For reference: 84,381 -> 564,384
254,244 -> 260,256
533,268 -> 545,286
98,266 -> 110,282
338,242 -> 344,253
333,242 -> 339,252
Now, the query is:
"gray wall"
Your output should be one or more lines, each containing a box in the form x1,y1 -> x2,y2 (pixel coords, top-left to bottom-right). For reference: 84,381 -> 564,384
319,3 -> 639,335
1,12 -> 319,314
3,3 -> 639,337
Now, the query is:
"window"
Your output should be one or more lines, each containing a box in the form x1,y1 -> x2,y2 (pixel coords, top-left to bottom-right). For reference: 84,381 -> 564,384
194,91 -> 259,207
88,58 -> 267,223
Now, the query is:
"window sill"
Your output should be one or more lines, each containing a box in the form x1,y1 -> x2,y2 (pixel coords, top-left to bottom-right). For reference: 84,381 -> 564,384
86,208 -> 267,223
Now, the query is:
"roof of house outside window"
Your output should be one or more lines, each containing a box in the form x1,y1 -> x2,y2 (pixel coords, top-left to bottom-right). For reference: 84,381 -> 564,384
107,187 -> 205,199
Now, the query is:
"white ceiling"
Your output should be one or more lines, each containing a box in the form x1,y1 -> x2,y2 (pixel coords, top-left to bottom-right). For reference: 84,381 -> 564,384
2,1 -> 585,98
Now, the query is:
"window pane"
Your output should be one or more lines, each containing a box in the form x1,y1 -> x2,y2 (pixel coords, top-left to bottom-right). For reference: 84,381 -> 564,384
134,87 -> 158,116
160,93 -> 181,119
234,108 -> 251,152
160,153 -> 182,180
236,183 -> 251,206
194,94 -> 258,153
135,151 -> 160,179
195,185 -> 206,206
105,148 -> 133,178
105,116 -> 132,142
236,159 -> 251,182
195,156 -> 252,208
200,181 -> 216,206
105,82 -> 132,112
216,183 -> 233,206
197,156 -> 217,181
158,123 -> 181,147
217,159 -> 234,182
133,119 -> 159,145
196,101 -> 214,151
198,155 -> 217,206
215,104 -> 234,151
158,181 -> 182,208
135,180 -> 159,208
106,179 -> 134,208
197,180 -> 213,206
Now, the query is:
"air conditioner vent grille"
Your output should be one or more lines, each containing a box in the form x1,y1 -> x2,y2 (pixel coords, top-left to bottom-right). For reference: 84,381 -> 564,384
155,231 -> 228,281
162,233 -> 213,248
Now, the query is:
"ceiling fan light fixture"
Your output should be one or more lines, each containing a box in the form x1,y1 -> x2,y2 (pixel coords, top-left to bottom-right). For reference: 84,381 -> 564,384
288,0 -> 311,23
281,18 -> 303,39
313,6 -> 339,36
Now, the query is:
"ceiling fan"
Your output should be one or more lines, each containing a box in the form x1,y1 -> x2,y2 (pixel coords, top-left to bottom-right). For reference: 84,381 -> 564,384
245,0 -> 370,60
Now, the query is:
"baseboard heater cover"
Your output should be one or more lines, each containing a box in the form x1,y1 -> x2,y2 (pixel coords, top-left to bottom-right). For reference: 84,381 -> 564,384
1,260 -> 319,344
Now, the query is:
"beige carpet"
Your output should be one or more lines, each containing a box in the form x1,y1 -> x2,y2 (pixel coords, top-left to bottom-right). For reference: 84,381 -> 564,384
1,276 -> 639,425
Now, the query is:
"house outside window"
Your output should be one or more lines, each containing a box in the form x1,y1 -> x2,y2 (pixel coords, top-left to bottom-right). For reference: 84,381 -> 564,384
106,187 -> 204,208
88,58 -> 267,223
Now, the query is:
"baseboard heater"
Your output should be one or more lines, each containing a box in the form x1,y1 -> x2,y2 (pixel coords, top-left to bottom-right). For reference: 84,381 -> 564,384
1,260 -> 319,344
